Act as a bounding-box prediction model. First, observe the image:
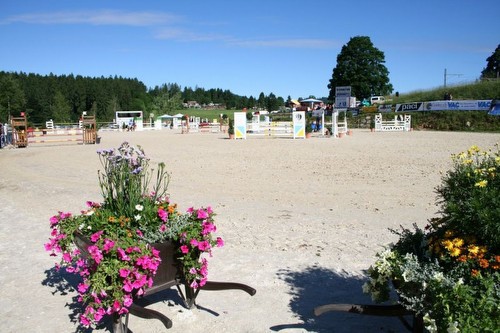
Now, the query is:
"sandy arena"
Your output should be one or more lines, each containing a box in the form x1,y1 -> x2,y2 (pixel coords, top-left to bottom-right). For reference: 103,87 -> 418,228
0,129 -> 498,332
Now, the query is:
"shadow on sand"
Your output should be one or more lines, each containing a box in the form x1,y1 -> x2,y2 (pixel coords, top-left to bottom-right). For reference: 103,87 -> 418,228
270,265 -> 410,333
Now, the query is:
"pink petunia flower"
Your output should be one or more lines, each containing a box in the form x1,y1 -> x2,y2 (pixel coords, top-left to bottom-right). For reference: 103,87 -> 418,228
180,245 -> 189,254
197,209 -> 209,219
90,230 -> 104,243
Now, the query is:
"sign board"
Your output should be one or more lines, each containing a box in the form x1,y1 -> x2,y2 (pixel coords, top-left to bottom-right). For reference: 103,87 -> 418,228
335,86 -> 351,97
234,112 -> 247,139
292,111 -> 306,139
335,96 -> 349,108
335,86 -> 351,109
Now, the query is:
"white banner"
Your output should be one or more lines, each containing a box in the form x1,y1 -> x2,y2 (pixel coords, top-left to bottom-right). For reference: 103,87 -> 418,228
424,100 -> 491,111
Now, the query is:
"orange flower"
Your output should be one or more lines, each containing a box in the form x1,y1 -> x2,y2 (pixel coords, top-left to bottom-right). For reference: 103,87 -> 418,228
478,259 -> 489,269
457,255 -> 467,262
108,216 -> 116,222
471,269 -> 480,277
168,205 -> 176,214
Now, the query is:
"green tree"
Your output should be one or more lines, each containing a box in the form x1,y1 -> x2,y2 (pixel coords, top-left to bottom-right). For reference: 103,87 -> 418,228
257,92 -> 266,109
151,91 -> 183,116
328,36 -> 393,101
0,74 -> 25,122
481,44 -> 500,80
51,91 -> 72,123
266,93 -> 279,112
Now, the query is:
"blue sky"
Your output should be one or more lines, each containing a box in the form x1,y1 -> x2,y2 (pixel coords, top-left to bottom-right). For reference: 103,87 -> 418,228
0,1 -> 497,100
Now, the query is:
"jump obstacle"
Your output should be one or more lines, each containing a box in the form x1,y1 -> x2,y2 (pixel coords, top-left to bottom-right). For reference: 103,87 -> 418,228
374,113 -> 411,132
235,111 -> 306,139
10,114 -> 99,147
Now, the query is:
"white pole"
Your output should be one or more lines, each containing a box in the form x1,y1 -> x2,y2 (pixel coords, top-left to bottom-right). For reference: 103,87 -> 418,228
321,109 -> 325,136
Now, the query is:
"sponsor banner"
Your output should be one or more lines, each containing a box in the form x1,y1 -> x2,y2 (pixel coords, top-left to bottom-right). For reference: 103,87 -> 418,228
378,104 -> 394,112
424,100 -> 491,111
395,102 -> 424,112
234,112 -> 247,139
292,111 -> 306,139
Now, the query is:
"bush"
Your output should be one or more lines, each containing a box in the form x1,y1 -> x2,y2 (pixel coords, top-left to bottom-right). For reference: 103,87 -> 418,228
364,145 -> 500,332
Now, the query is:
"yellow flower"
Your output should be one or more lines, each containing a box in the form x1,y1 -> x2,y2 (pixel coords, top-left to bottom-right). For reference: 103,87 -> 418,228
452,238 -> 464,248
474,180 -> 488,188
450,247 -> 461,257
442,239 -> 454,251
468,245 -> 480,255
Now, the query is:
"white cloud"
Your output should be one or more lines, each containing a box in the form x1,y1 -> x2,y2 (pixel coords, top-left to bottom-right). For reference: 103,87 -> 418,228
154,28 -> 227,42
2,10 -> 180,26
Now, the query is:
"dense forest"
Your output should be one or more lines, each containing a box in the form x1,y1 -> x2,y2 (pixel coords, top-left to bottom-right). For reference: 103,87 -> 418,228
0,71 -> 285,124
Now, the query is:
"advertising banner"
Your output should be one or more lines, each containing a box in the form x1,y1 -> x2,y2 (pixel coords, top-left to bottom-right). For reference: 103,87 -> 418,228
424,100 -> 491,111
395,102 -> 424,112
234,112 -> 247,139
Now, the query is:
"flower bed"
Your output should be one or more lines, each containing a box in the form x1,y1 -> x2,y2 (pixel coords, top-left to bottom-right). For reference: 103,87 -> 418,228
45,142 -> 223,328
364,145 -> 499,332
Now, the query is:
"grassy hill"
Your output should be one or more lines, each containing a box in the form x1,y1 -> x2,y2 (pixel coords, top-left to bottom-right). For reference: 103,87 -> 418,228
394,80 -> 500,103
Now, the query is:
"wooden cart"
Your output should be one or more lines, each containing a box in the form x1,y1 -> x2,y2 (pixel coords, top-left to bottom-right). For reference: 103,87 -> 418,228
10,114 -> 28,148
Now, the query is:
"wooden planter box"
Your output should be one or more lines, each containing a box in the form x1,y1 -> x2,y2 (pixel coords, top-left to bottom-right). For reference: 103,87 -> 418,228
74,233 -> 256,332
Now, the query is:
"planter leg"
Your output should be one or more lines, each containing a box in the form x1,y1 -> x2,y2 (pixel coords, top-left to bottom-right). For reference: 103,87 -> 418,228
112,314 -> 129,333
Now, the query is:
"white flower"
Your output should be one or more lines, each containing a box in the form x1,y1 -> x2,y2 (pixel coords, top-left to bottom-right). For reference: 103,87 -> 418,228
79,223 -> 85,230
86,210 -> 94,216
423,313 -> 437,333
432,272 -> 444,282
135,214 -> 141,221
135,204 -> 144,211
447,321 -> 460,333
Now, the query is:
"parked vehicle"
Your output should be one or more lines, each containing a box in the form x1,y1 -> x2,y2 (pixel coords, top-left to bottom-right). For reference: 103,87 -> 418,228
370,96 -> 385,105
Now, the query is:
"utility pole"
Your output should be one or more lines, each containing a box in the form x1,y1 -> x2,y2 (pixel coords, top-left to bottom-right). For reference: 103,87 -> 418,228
444,68 -> 463,88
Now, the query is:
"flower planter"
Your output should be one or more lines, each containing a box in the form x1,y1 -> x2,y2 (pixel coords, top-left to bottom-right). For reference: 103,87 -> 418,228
74,233 -> 256,332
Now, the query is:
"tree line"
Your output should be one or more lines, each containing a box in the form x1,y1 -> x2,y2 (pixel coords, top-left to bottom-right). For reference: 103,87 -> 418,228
0,71 -> 285,124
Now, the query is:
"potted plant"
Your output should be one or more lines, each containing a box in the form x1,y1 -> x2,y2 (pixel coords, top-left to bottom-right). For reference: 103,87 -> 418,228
305,117 -> 313,138
228,118 -> 235,139
45,142 -> 224,330
363,145 -> 500,332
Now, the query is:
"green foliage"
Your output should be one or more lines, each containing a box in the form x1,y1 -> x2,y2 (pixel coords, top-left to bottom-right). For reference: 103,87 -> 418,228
0,74 -> 25,123
0,71 -> 286,125
395,80 -> 500,104
51,91 -> 72,123
435,145 -> 500,252
228,118 -> 234,135
328,36 -> 393,101
97,142 -> 170,217
364,145 -> 500,332
481,44 -> 500,80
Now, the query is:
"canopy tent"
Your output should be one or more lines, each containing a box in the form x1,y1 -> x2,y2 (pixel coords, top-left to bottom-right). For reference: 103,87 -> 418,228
300,98 -> 324,110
